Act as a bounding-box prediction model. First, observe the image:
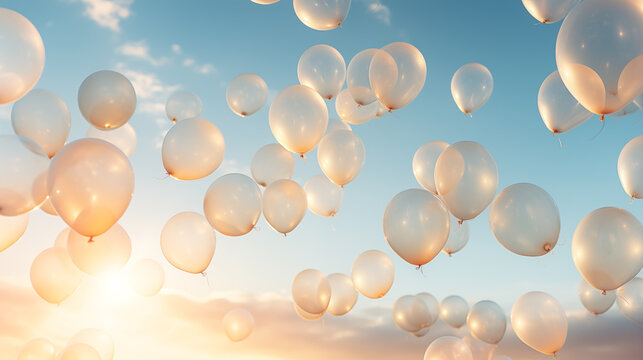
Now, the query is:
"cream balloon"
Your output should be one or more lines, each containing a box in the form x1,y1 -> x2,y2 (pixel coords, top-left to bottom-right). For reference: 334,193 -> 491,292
439,295 -> 469,328
252,0 -> 280,4
466,300 -> 506,345
489,183 -> 560,256
47,139 -> 134,238
0,213 -> 28,252
18,338 -> 55,360
292,269 -> 331,314
383,189 -> 450,266
416,292 -> 440,326
68,328 -> 114,360
538,70 -> 593,135
298,44 -> 345,100
317,129 -> 365,186
424,336 -> 473,360
413,141 -> 449,194
556,0 -> 643,116
86,123 -> 136,157
393,295 -> 431,332
434,141 -> 498,221
0,135 -> 49,216
251,143 -> 295,187
30,247 -> 82,304
326,273 -> 358,316
203,173 -> 262,236
334,88 -> 379,125
304,174 -> 343,217
78,70 -> 136,130
294,302 -> 324,321
165,91 -> 202,123
346,49 -> 378,105
67,224 -> 131,276
617,277 -> 643,324
262,179 -> 307,235
0,9 -> 45,104
521,0 -> 579,23
572,207 -> 643,291
369,42 -> 427,110
223,308 -> 254,342
12,89 -> 71,158
326,117 -> 352,134
160,212 -> 216,274
269,85 -> 328,155
442,215 -> 470,256
293,0 -> 351,31
451,63 -> 493,114
128,259 -> 164,297
618,135 -> 643,199
226,73 -> 268,117
39,197 -> 57,216
54,228 -> 71,248
57,344 -> 100,360
578,278 -> 616,315
350,250 -> 394,299
511,291 -> 567,355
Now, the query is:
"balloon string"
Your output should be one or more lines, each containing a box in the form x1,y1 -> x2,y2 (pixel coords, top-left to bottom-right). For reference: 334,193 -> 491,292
553,352 -> 558,360
201,272 -> 212,289
589,118 -> 606,140
154,172 -> 171,180
615,293 -> 631,306
558,136 -> 563,149
330,222 -> 336,232
253,225 -> 261,232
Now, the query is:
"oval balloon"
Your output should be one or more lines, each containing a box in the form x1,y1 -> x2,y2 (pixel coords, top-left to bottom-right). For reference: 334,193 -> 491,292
413,141 -> 449,194
617,277 -> 643,324
78,70 -> 136,130
466,300 -> 507,344
393,295 -> 431,332
424,336 -> 473,360
326,273 -> 358,316
334,88 -> 379,125
451,63 -> 493,114
262,179 -> 307,235
618,135 -> 643,199
298,44 -> 346,100
304,174 -> 343,217
442,214 -> 470,256
18,338 -> 55,360
416,292 -> 440,326
203,173 -> 262,236
0,213 -> 29,252
521,0 -> 579,23
68,328 -> 114,360
317,129 -> 365,186
350,250 -> 394,299
251,143 -> 295,187
538,70 -> 593,135
511,291 -> 567,355
223,308 -> 255,342
346,49 -> 378,105
86,123 -> 137,158
226,73 -> 268,117
57,344 -> 100,360
440,295 -> 469,328
292,269 -> 331,314
293,0 -> 351,31
30,247 -> 82,304
160,212 -> 216,274
166,91 -> 202,123
128,259 -> 164,297
578,278 -> 616,315
67,224 -> 131,276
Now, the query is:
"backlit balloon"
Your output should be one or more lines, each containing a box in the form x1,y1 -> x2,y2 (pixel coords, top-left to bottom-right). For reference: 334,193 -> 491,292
262,179 -> 307,235
223,308 -> 254,342
617,277 -> 643,324
86,123 -> 136,157
326,273 -> 358,316
160,212 -> 216,274
78,70 -> 136,130
251,143 -> 295,187
424,336 -> 473,360
412,327 -> 431,338
39,197 -> 57,216
350,250 -> 394,299
57,344 -> 100,360
413,141 -> 449,194
346,49 -> 378,105
298,44 -> 345,100
511,291 -> 567,355
203,173 -> 262,236
128,259 -> 164,297
252,0 -> 280,4
442,215 -> 470,256
166,91 -> 202,123
317,129 -> 365,186
67,224 -> 131,276
393,295 -> 431,332
538,70 -> 592,135
521,0 -> 579,23
334,88 -> 379,125
304,174 -> 343,217
618,135 -> 643,199
578,278 -> 616,315
451,63 -> 493,114
30,247 -> 82,304
0,213 -> 28,252
416,292 -> 440,326
18,338 -> 55,360
68,328 -> 114,360
293,0 -> 351,31
440,295 -> 469,328
294,302 -> 324,321
54,228 -> 71,248
292,269 -> 331,314
466,300 -> 506,344
226,73 -> 268,117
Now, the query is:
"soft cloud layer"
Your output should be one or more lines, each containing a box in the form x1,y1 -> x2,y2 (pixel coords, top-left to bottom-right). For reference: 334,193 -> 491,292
79,0 -> 133,32
117,41 -> 167,66
362,0 -> 391,25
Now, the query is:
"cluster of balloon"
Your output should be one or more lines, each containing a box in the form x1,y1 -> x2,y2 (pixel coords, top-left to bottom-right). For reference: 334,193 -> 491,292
578,278 -> 616,316
392,293 -> 438,336
293,0 -> 351,31
451,63 -> 494,115
204,173 -> 262,236
439,295 -> 469,329
538,70 -> 592,135
618,135 -> 643,200
226,74 -> 268,117
166,91 -> 203,122
511,291 -> 567,356
521,0 -> 579,24
617,277 -> 643,324
424,336 -> 473,360
161,212 -> 216,275
223,308 -> 255,342
351,250 -> 395,299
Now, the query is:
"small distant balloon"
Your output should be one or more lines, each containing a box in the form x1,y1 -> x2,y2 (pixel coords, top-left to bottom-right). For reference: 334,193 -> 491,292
0,213 -> 28,252
416,292 -> 440,327
30,247 -> 82,304
293,0 -> 351,31
203,173 -> 262,236
18,338 -> 55,360
68,328 -> 114,360
262,179 -> 307,235
251,143 -> 295,187
160,212 -> 216,274
413,141 -> 449,194
439,295 -> 469,328
317,129 -> 365,186
251,0 -> 280,4
350,250 -> 394,299
78,70 -> 136,130
347,49 -> 378,105
304,174 -> 343,217
578,278 -> 616,315
298,44 -> 345,100
451,63 -> 493,114
128,259 -> 164,297
334,88 -> 379,125
326,273 -> 358,316
223,308 -> 255,342
538,70 -> 592,135
86,123 -> 137,157
511,291 -> 567,355
292,269 -> 331,315
521,0 -> 580,23
617,277 -> 643,324
424,336 -> 473,360
166,91 -> 202,123
393,295 -> 431,332
226,73 -> 268,117
618,135 -> 643,199
466,300 -> 506,344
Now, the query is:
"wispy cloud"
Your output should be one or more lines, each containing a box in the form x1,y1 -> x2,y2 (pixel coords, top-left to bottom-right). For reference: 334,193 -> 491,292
171,44 -> 182,54
117,41 -> 167,66
361,0 -> 391,26
114,63 -> 179,101
79,0 -> 133,32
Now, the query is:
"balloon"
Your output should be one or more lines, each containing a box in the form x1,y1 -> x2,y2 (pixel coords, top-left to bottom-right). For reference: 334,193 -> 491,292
413,141 -> 449,194
160,212 -> 216,274
326,273 -> 358,316
162,117 -> 225,180
439,295 -> 469,328
511,291 -> 567,355
572,207 -> 643,291
294,302 -> 324,321
556,0 -> 643,116
609,101 -> 639,117
412,326 -> 431,338
451,63 -> 493,114
0,135 -> 48,216
346,49 -> 378,105
617,277 -> 643,324
383,189 -> 450,266
251,143 -> 295,187
521,0 -> 579,23
18,338 -> 55,360
578,278 -> 616,315
392,295 -> 431,332
304,174 -> 343,217
128,259 -> 164,297
466,300 -> 506,344
54,228 -> 71,248
78,70 -> 136,130
424,336 -> 473,360
48,139 -> 134,238
293,0 -> 351,31
68,328 -> 114,360
326,117 -> 352,134
226,73 -> 268,117
39,197 -> 57,216
269,85 -> 328,155
11,89 -> 71,158
618,135 -> 643,199
434,141 -> 498,221
252,0 -> 280,4
317,129 -> 365,186
462,335 -> 496,360
67,224 -> 131,276
489,183 -> 560,256
442,215 -> 470,256
262,179 -> 307,235
292,269 -> 331,314
223,308 -> 254,342
416,292 -> 440,326
86,123 -> 136,157
30,247 -> 82,304
57,344 -> 100,360
538,70 -> 592,135
0,9 -> 45,104
203,173 -> 262,236
369,42 -> 427,110
298,44 -> 346,100
165,91 -> 202,122
0,213 -> 28,252
334,88 -> 379,125
350,250 -> 394,299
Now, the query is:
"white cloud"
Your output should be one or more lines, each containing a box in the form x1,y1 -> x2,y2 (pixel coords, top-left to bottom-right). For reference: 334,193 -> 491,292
198,64 -> 215,75
117,41 -> 167,66
80,0 -> 133,32
171,44 -> 182,54
362,0 -> 391,25
115,63 -> 179,100
183,58 -> 195,67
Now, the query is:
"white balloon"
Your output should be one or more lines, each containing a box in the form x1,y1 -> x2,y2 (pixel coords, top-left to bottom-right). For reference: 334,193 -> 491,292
223,308 -> 255,342
578,278 -> 616,315
442,215 -> 469,256
326,273 -> 358,316
346,49 -> 378,105
294,302 -> 324,321
160,212 -> 216,274
203,173 -> 262,237
0,213 -> 29,252
67,224 -> 132,277
298,44 -> 346,100
293,0 -> 351,31
326,118 -> 352,134
451,63 -> 494,114
466,300 -> 507,344
251,143 -> 295,187
166,91 -> 202,123
439,295 -> 469,328
538,70 -> 592,135
618,135 -> 643,199
291,269 -> 331,314
413,141 -> 449,194
416,292 -> 440,326
521,0 -> 580,23
350,250 -> 394,299
18,338 -> 55,360
334,88 -> 379,125
511,291 -> 567,355
86,123 -> 136,157
304,174 -> 343,217
78,70 -> 136,130
317,129 -> 365,186
262,179 -> 307,235
424,336 -> 473,360
393,295 -> 431,332
617,277 -> 643,324
226,73 -> 268,117
30,247 -> 82,304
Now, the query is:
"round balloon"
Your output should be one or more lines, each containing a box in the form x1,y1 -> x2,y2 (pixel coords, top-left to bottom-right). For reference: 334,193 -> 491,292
128,259 -> 164,297
0,213 -> 29,252
618,135 -> 643,199
424,336 -> 473,360
203,173 -> 262,236
439,295 -> 469,328
78,70 -> 136,130
160,212 -> 216,274
451,63 -> 493,114
30,247 -> 82,304
413,141 -> 449,194
298,44 -> 345,100
292,269 -> 331,314
416,292 -> 440,326
67,224 -> 131,276
392,295 -> 431,332
304,174 -> 343,217
617,277 -> 643,324
86,123 -> 137,157
412,326 -> 431,338
326,273 -> 358,316
350,250 -> 394,299
466,300 -> 506,344
223,308 -> 255,342
57,344 -> 100,360
252,0 -> 280,4
18,338 -> 55,360
317,129 -> 365,186
293,0 -> 351,31
68,328 -> 114,360
334,88 -> 379,125
226,73 -> 268,117
521,0 -> 580,23
578,278 -> 616,315
346,49 -> 378,105
251,143 -> 295,187
538,70 -> 593,135
166,91 -> 202,122
262,179 -> 307,235
511,291 -> 567,355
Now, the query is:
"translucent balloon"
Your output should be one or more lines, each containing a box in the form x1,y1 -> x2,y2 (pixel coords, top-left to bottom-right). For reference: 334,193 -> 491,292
412,326 -> 431,338
572,207 -> 643,291
556,0 -> 643,116
304,174 -> 343,217
251,143 -> 295,187
162,117 -> 225,180
252,0 -> 280,4
538,70 -> 592,135
326,117 -> 352,134
269,85 -> 328,155
521,0 -> 580,23
30,247 -> 82,304
434,141 -> 498,221
451,63 -> 493,114
165,91 -> 202,123
57,344 -> 100,360
223,308 -> 254,342
160,212 -> 216,274
0,213 -> 28,252
489,183 -> 560,256
298,45 -> 345,100
0,9 -> 45,104
54,228 -> 71,248
317,129 -> 365,186
68,224 -> 131,277
416,292 -> 440,326
347,49 -> 378,105
39,197 -> 57,216
334,88 -> 379,125
293,0 -> 351,31
462,335 -> 496,360
48,139 -> 134,238
0,135 -> 49,216
128,259 -> 164,297
294,302 -> 324,321
18,338 -> 55,360
68,328 -> 114,360
292,269 -> 331,314
86,123 -> 136,157
393,295 -> 431,332
226,73 -> 268,117
262,179 -> 307,235
369,42 -> 427,110
413,141 -> 449,194
609,101 -> 639,117
78,70 -> 136,130
12,89 -> 71,158
617,277 -> 643,324
350,250 -> 394,299
466,300 -> 506,344
424,336 -> 473,360
203,173 -> 262,236
618,135 -> 643,199
442,215 -> 470,256
326,273 -> 358,316
439,295 -> 469,328
511,291 -> 567,355
578,278 -> 616,315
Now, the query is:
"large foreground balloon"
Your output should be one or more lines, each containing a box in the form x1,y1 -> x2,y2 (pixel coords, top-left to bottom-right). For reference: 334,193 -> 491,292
521,0 -> 579,23
326,273 -> 358,316
298,44 -> 345,100
511,291 -> 567,355
161,212 -> 216,274
86,123 -> 136,158
67,224 -> 132,276
572,207 -> 643,291
293,0 -> 351,31
617,277 -> 643,324
334,88 -> 379,125
166,91 -> 202,122
226,73 -> 268,117
68,328 -> 114,360
251,143 -> 295,187
578,278 -> 616,315
78,70 -> 136,130
439,295 -> 469,328
292,269 -> 331,314
424,336 -> 473,360
351,250 -> 394,299
0,213 -> 29,252
317,129 -> 365,186
393,295 -> 431,332
223,308 -> 255,342
48,139 -> 134,238
618,135 -> 643,199
304,175 -> 343,217
203,173 -> 262,236
346,49 -> 378,105
538,70 -> 592,135
30,247 -> 82,304
413,141 -> 449,194
466,300 -> 506,344
18,338 -> 55,360
128,259 -> 164,297
451,63 -> 493,114
262,179 -> 307,235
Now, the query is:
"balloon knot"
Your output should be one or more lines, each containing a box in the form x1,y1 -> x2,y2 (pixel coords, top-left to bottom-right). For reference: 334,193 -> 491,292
171,118 -> 177,124
327,95 -> 333,100
447,252 -> 452,258
458,219 -> 464,225
88,236 -> 94,243
600,114 -> 605,121
543,243 -> 552,253
240,112 -> 247,116
283,233 -> 287,238
601,290 -> 607,295
299,153 -> 306,160
415,265 -> 424,275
